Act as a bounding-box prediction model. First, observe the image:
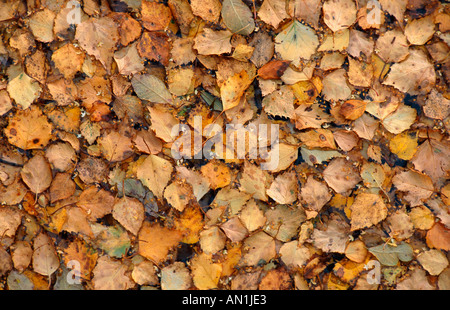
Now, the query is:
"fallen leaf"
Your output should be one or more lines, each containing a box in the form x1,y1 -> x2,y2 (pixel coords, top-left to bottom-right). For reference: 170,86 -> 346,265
240,231 -> 276,266
52,43 -> 85,79
389,131 -> 418,160
345,240 -> 368,263
322,69 -> 352,102
266,170 -> 298,205
190,0 -> 222,23
138,222 -> 183,264
7,72 -> 42,109
375,29 -> 409,63
112,197 -> 145,235
300,175 -> 332,212
264,205 -> 306,242
288,0 -> 322,29
32,232 -> 59,276
369,242 -> 414,267
137,155 -> 173,199
131,74 -> 172,104
426,222 -> 450,251
258,60 -> 291,80
411,138 -> 450,183
141,1 -> 173,31
383,49 -> 436,95
75,17 -> 119,72
323,158 -> 361,194
221,0 -> 255,35
404,15 -> 435,46
193,28 -> 233,56
199,226 -> 227,254
322,0 -> 357,32
21,154 -> 52,194
311,213 -> 350,253
392,170 -> 434,207
148,105 -> 179,143
417,249 -> 448,276
275,20 -> 319,66
76,185 -> 115,221
350,193 -> 388,231
91,223 -> 131,258
0,207 -> 22,238
191,253 -> 222,290
220,70 -> 254,111
258,0 -> 289,29
98,129 -> 134,163
161,262 -> 193,290
279,241 -> 311,268
220,216 -> 249,243
92,256 -> 134,290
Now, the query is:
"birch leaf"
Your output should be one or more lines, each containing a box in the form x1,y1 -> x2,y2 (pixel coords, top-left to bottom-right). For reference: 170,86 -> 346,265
275,20 -> 319,66
221,0 -> 255,35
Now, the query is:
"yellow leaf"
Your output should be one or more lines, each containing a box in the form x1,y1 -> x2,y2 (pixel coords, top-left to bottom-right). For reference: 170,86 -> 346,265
191,253 -> 222,290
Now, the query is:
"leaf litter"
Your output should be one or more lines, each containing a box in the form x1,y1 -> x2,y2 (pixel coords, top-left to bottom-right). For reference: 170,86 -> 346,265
0,0 -> 449,291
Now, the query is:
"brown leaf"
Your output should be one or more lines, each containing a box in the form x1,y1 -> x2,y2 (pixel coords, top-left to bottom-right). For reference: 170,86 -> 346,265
75,17 -> 119,72
92,256 -> 134,290
32,232 -> 59,276
7,72 -> 42,110
322,0 -> 357,32
392,170 -> 434,207
258,60 -> 291,80
266,170 -> 298,205
190,0 -> 222,23
0,206 -> 22,238
193,28 -> 233,56
311,213 -> 350,253
411,139 -> 450,183
383,49 -> 435,95
426,223 -> 450,251
112,197 -> 145,235
51,43 -> 85,79
97,129 -> 134,163
258,0 -> 289,29
137,31 -> 171,66
76,186 -> 115,221
300,175 -> 332,212
50,173 -> 76,203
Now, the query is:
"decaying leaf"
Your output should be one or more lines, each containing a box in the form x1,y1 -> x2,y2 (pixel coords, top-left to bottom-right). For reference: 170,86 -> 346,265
75,17 -> 119,72
275,20 -> 319,66
221,0 -> 255,35
138,222 -> 183,264
21,154 -> 52,194
350,193 -> 388,231
0,0 -> 447,292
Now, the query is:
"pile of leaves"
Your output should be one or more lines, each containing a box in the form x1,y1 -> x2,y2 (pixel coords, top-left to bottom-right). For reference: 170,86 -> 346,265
0,0 -> 449,290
